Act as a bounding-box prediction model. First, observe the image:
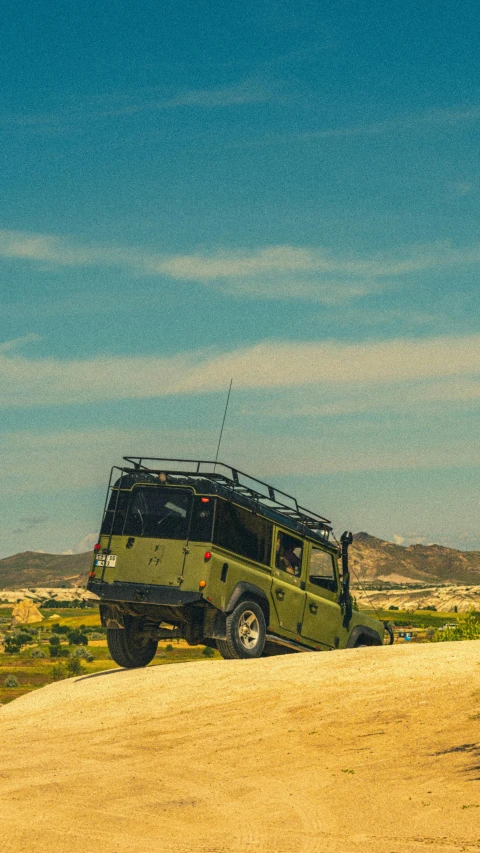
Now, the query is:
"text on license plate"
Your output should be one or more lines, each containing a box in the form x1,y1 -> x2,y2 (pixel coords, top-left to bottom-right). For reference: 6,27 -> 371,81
94,554 -> 117,567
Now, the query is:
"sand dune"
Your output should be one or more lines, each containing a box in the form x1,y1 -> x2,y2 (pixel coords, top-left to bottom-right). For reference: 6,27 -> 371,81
1,642 -> 479,853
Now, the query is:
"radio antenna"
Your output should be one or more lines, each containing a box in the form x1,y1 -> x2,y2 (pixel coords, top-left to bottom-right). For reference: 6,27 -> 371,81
214,379 -> 233,471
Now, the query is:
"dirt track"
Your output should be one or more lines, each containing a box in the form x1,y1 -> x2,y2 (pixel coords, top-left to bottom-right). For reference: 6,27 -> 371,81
1,642 -> 479,853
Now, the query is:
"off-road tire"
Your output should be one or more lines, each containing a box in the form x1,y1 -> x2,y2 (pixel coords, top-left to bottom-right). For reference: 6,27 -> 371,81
107,616 -> 158,668
217,600 -> 266,660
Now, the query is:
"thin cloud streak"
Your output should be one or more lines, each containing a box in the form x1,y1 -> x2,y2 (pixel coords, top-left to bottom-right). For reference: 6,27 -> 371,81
0,81 -> 272,129
3,427 -> 480,500
1,333 -> 480,407
2,230 -> 480,302
272,104 -> 480,143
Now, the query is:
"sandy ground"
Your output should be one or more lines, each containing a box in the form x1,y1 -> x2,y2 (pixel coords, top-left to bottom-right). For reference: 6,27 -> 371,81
0,642 -> 479,853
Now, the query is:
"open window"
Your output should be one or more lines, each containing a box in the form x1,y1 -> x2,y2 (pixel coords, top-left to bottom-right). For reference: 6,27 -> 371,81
275,531 -> 303,577
309,547 -> 338,592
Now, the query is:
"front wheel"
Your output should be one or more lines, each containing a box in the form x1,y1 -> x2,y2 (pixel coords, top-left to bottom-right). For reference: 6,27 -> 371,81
107,616 -> 158,668
217,600 -> 266,660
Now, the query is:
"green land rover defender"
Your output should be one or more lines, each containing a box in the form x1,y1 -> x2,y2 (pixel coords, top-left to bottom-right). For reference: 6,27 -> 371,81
87,457 -> 389,666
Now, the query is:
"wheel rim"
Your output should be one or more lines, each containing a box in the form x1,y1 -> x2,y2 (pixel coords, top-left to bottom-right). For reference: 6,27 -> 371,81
237,610 -> 260,650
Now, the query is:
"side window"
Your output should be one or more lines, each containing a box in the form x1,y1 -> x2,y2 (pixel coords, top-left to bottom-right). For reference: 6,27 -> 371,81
213,501 -> 272,565
275,532 -> 303,577
189,496 -> 214,542
309,548 -> 338,591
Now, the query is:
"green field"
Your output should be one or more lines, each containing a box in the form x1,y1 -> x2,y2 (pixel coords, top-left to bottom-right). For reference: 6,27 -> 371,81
364,608 -> 462,628
1,603 -> 477,706
0,605 -> 221,706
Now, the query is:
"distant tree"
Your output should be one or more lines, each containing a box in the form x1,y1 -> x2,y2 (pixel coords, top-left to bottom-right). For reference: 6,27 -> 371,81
66,656 -> 85,677
51,664 -> 67,681
3,635 -> 21,654
68,630 -> 88,646
74,647 -> 94,662
4,675 -> 19,688
49,635 -> 61,657
202,646 -> 215,657
389,605 -> 399,610
52,624 -> 70,635
432,611 -> 480,642
16,630 -> 35,646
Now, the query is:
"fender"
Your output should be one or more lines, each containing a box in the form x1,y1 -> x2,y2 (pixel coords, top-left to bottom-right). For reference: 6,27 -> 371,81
225,582 -> 269,615
346,625 -> 382,647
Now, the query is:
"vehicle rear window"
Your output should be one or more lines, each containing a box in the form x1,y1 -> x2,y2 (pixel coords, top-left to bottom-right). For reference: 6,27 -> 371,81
213,500 -> 272,565
101,487 -> 192,539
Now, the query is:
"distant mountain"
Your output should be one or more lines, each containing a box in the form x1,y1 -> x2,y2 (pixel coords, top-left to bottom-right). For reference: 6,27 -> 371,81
1,533 -> 480,590
0,551 -> 91,590
350,533 -> 480,586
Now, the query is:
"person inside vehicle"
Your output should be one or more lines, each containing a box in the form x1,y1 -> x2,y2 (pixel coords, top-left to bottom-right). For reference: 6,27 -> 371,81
276,533 -> 302,576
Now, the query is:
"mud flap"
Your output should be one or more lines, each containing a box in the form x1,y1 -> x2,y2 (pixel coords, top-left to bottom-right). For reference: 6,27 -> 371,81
203,608 -> 227,640
100,603 -> 125,629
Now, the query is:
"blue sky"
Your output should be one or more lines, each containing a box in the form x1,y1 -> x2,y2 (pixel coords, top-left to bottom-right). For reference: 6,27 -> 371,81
1,0 -> 479,556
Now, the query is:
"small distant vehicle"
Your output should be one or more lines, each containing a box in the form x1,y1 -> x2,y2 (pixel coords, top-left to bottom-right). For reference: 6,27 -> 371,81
87,457 -> 388,667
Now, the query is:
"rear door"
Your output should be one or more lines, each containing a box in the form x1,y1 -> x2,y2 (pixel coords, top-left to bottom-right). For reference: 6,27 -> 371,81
102,486 -> 193,587
301,545 -> 343,648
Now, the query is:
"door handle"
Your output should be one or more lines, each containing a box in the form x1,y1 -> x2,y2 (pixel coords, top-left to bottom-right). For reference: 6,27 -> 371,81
309,603 -> 318,614
275,588 -> 285,600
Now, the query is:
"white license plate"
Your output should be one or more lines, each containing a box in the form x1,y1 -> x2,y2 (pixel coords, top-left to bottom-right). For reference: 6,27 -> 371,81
94,554 -> 117,567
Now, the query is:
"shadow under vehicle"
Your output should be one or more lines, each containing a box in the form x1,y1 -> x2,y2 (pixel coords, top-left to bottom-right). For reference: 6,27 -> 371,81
87,458 -> 389,666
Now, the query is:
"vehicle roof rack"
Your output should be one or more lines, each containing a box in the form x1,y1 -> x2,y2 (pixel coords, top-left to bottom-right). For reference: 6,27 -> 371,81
122,456 -> 331,533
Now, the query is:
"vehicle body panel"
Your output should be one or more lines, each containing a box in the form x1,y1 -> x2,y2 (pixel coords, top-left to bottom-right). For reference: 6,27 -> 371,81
89,463 -> 385,651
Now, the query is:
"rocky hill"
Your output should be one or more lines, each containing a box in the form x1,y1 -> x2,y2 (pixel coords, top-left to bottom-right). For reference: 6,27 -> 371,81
1,533 -> 480,590
350,532 -> 480,586
0,551 -> 90,589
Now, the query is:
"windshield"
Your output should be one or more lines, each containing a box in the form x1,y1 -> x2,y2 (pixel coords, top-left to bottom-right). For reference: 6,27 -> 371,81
101,487 -> 192,539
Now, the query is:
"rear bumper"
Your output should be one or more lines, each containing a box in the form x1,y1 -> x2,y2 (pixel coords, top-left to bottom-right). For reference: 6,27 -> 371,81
87,578 -> 202,606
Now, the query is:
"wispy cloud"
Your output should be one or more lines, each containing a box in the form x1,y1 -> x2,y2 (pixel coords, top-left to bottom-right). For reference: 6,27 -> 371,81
0,81 -> 272,130
3,425 -> 480,504
0,333 -> 41,353
447,180 -> 475,198
2,229 -> 480,303
274,104 -> 480,143
11,515 -> 48,536
1,333 -> 480,408
243,377 -> 480,419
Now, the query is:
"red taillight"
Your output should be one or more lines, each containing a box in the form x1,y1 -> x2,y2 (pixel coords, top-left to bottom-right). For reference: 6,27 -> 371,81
201,497 -> 210,503
204,551 -> 212,561
93,543 -> 101,552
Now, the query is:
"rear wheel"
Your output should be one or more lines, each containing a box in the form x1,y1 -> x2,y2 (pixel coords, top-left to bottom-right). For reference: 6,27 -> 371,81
107,616 -> 158,668
217,600 -> 266,660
